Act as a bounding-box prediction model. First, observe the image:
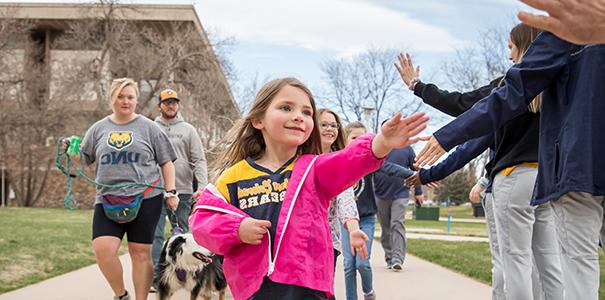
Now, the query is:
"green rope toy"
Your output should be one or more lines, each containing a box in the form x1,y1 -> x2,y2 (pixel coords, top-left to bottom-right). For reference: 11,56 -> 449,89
54,136 -> 164,209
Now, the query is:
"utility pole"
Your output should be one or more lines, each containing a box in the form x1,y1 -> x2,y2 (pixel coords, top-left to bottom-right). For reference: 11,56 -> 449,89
1,164 -> 5,207
362,106 -> 376,132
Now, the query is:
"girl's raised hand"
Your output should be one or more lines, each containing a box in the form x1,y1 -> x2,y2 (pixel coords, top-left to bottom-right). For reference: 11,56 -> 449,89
349,229 -> 369,259
238,217 -> 271,245
372,112 -> 429,158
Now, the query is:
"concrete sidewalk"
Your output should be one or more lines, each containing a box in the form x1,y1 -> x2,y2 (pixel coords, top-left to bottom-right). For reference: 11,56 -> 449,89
0,241 -> 491,300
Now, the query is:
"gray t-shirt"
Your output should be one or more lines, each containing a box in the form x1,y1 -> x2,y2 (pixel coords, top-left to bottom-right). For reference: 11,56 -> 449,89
80,115 -> 177,204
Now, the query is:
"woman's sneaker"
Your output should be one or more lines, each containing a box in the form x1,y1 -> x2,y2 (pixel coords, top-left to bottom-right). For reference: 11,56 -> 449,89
364,290 -> 377,300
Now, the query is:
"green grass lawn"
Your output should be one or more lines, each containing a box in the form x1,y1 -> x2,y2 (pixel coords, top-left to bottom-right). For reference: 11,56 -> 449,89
407,239 -> 605,300
3,207 -> 605,299
438,205 -> 481,219
408,239 -> 492,283
406,219 -> 488,237
0,207 -> 97,293
0,207 -> 172,294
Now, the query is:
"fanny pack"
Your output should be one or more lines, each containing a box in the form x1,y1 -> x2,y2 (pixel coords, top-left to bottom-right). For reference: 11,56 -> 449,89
102,180 -> 159,224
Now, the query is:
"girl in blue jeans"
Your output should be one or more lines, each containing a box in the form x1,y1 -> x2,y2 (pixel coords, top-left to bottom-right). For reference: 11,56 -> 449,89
341,122 -> 412,300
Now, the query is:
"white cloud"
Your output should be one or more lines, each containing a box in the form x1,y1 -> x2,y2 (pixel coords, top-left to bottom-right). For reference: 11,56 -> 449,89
195,0 -> 466,55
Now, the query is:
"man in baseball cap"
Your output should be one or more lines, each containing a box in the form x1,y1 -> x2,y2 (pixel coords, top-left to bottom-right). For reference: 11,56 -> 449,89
151,88 -> 208,292
158,88 -> 180,104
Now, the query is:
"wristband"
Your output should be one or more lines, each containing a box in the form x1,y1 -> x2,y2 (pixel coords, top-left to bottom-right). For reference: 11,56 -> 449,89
164,189 -> 179,198
409,77 -> 420,91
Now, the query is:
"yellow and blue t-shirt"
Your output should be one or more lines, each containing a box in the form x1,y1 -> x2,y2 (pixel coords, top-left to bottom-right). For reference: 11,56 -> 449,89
215,156 -> 297,247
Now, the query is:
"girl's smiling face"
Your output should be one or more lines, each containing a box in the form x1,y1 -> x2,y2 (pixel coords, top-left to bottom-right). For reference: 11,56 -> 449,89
253,84 -> 315,150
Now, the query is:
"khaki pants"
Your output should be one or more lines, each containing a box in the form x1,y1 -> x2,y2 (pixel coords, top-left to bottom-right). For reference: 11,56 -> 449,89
493,166 -> 564,300
483,192 -> 505,300
551,192 -> 605,300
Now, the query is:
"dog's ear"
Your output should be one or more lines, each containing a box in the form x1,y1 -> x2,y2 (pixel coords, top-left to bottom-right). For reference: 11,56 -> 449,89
158,236 -> 171,265
168,236 -> 187,261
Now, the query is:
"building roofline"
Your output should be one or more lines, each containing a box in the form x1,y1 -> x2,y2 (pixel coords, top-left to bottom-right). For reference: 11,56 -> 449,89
0,2 -> 239,113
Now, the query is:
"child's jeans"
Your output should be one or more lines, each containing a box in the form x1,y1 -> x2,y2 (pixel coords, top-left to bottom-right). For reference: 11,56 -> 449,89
341,215 -> 376,300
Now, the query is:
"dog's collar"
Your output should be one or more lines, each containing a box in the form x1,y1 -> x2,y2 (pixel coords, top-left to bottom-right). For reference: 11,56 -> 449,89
175,268 -> 187,283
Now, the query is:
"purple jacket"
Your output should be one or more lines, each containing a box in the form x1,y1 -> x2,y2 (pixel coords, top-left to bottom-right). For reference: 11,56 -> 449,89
189,135 -> 383,300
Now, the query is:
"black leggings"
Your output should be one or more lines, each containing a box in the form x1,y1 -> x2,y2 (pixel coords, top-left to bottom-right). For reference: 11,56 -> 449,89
92,193 -> 163,244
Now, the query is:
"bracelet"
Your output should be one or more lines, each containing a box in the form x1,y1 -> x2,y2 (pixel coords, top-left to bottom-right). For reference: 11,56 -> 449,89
409,77 -> 420,91
164,190 -> 179,198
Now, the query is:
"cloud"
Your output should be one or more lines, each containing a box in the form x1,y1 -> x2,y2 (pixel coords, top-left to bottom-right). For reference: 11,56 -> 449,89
195,0 -> 465,55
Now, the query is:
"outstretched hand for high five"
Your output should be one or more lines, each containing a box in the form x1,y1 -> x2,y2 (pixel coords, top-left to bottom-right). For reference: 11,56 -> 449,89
404,171 -> 440,189
415,135 -> 446,168
372,112 -> 429,159
518,0 -> 605,45
394,52 -> 420,89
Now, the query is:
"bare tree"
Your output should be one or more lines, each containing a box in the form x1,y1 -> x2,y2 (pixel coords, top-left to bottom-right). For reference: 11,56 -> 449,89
230,71 -> 271,114
441,26 -> 510,91
0,9 -> 82,206
439,25 -> 511,182
320,47 -> 422,132
0,1 -> 238,207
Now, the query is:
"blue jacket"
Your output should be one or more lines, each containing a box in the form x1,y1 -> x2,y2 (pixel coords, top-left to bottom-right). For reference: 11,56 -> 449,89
354,162 -> 414,217
419,134 -> 493,184
433,32 -> 605,205
375,147 -> 423,200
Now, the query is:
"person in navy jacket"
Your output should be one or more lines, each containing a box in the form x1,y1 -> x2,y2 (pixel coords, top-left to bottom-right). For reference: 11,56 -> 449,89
415,31 -> 605,299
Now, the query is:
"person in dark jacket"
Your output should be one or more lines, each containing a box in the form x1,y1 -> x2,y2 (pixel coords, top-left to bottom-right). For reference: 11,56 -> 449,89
398,24 -> 566,300
415,29 -> 605,299
340,121 -> 414,300
372,119 -> 424,272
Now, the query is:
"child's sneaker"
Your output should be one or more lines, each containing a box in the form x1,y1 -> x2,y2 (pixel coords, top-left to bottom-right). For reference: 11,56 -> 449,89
386,262 -> 393,269
113,290 -> 129,300
364,290 -> 376,300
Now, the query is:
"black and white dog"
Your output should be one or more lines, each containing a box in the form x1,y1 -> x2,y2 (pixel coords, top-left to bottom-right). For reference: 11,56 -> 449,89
156,233 -> 227,300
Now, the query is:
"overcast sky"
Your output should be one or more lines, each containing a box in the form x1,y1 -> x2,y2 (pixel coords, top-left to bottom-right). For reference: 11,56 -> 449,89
2,0 -> 539,133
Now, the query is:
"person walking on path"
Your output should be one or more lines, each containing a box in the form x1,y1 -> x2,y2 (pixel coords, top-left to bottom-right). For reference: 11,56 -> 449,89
374,144 -> 423,271
341,121 -> 416,300
77,78 -> 178,300
150,88 -> 208,290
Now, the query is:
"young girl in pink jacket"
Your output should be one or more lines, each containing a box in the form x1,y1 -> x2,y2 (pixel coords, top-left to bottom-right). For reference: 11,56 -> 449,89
189,77 -> 428,300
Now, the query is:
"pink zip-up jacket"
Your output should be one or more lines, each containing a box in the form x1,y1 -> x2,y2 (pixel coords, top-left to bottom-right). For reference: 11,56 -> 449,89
189,134 -> 384,300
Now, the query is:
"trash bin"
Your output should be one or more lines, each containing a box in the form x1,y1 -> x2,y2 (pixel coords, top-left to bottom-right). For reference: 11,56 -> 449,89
414,207 -> 440,221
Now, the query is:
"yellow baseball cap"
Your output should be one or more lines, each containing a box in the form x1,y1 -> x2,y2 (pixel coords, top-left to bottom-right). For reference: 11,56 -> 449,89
158,89 -> 180,103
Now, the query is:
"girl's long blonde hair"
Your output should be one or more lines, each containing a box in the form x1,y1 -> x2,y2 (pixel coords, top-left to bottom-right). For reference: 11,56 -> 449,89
211,77 -> 321,180
510,23 -> 542,113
